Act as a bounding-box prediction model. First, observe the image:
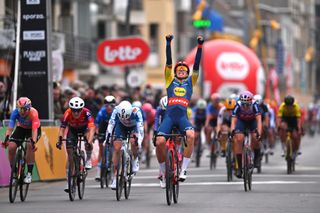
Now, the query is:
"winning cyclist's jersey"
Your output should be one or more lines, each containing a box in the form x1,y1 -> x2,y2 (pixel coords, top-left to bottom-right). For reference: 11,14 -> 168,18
154,106 -> 166,131
107,106 -> 144,145
60,108 -> 95,129
278,102 -> 301,118
217,106 -> 232,125
8,107 -> 40,129
232,102 -> 261,121
95,106 -> 113,127
206,103 -> 223,121
165,65 -> 198,118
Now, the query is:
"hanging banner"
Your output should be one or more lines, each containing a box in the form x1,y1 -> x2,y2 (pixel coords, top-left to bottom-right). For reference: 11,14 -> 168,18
19,0 -> 50,119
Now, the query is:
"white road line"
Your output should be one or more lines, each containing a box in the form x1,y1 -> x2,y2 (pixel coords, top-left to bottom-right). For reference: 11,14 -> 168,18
86,180 -> 318,188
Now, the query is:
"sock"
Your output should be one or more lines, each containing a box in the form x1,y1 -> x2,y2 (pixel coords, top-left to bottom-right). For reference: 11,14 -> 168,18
160,162 -> 166,175
27,164 -> 34,174
181,157 -> 190,171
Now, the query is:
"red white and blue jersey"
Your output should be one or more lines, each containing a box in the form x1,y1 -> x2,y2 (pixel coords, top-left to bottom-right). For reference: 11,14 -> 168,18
9,107 -> 40,129
232,102 -> 261,121
60,108 -> 95,129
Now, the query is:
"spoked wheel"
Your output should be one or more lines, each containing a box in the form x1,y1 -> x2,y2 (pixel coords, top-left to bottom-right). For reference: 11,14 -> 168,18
173,150 -> 179,204
116,150 -> 125,201
165,148 -> 173,206
243,150 -> 249,192
9,153 -> 20,203
286,142 -> 292,174
19,161 -> 29,202
78,151 -> 86,200
246,150 -> 252,191
226,151 -> 233,182
195,137 -> 202,168
124,154 -> 132,199
210,152 -> 217,170
146,145 -> 151,169
68,160 -> 77,201
100,164 -> 106,189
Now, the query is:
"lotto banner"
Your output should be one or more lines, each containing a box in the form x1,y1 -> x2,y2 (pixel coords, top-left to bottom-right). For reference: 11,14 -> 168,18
35,127 -> 67,180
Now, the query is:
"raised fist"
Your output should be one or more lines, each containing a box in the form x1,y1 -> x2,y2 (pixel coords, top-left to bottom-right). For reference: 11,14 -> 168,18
197,35 -> 204,45
166,34 -> 174,42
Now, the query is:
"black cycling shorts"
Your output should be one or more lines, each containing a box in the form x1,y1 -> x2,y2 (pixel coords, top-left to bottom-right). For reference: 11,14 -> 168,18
10,126 -> 42,146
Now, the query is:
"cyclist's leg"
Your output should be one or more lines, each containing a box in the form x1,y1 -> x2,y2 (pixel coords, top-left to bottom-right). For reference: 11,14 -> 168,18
64,128 -> 77,191
279,120 -> 289,156
204,122 -> 213,148
219,124 -> 229,157
249,120 -> 261,167
97,122 -> 107,177
7,127 -> 24,167
25,127 -> 41,177
234,120 -> 245,178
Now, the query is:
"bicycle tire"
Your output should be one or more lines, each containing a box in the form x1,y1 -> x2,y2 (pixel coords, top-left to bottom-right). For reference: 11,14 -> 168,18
146,145 -> 151,169
78,150 -> 86,200
247,149 -> 252,191
9,151 -> 20,203
243,149 -> 248,192
19,159 -> 29,202
116,150 -> 125,201
195,136 -> 201,168
165,148 -> 173,206
100,145 -> 107,188
286,140 -> 292,174
173,149 -> 179,204
226,143 -> 233,182
106,144 -> 113,188
124,154 -> 132,199
68,158 -> 77,201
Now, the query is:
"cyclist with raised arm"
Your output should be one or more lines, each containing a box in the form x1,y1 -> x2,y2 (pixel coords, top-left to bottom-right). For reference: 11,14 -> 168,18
94,95 -> 116,181
277,95 -> 302,157
1,97 -> 41,184
216,97 -> 237,157
107,100 -> 144,189
230,91 -> 262,178
56,97 -> 95,192
155,34 -> 203,184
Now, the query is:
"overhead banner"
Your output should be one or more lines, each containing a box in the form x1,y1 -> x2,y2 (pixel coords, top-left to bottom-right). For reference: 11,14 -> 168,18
19,0 -> 49,119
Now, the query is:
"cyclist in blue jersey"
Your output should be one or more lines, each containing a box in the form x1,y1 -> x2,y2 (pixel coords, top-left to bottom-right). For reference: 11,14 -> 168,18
192,99 -> 207,156
155,34 -> 204,184
94,95 -> 116,181
154,96 -> 168,134
230,91 -> 262,178
106,100 -> 144,189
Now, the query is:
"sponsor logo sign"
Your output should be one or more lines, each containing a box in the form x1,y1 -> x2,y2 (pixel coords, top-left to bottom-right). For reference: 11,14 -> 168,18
216,52 -> 249,80
23,30 -> 45,40
26,0 -> 40,5
96,37 -> 150,66
173,87 -> 187,97
23,50 -> 46,61
22,14 -> 45,21
168,97 -> 189,107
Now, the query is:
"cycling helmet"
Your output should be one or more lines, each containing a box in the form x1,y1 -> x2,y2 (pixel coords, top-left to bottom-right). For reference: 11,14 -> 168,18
229,93 -> 238,101
174,61 -> 190,79
254,94 -> 263,105
196,99 -> 207,109
117,100 -> 132,120
284,95 -> 294,106
104,95 -> 116,104
142,103 -> 153,113
210,93 -> 220,102
225,98 -> 236,110
69,97 -> 85,110
239,91 -> 253,104
132,101 -> 142,108
159,96 -> 168,110
17,97 -> 32,111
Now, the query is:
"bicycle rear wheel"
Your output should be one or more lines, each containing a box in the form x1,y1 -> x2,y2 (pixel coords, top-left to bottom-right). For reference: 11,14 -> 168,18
78,151 -> 86,200
173,150 -> 179,204
116,150 -> 125,201
68,158 -> 77,201
165,148 -> 173,206
19,160 -> 29,202
124,154 -> 132,199
9,152 -> 20,203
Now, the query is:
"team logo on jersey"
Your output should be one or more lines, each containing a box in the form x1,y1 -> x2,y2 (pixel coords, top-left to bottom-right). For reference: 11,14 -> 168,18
173,87 -> 186,97
168,97 -> 189,107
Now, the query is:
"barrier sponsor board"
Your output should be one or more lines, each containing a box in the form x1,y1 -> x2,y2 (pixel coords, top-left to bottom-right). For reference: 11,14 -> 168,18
0,127 -> 10,186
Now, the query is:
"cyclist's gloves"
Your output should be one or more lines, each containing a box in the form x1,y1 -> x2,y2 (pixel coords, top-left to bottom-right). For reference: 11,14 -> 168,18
30,139 -> 37,152
1,135 -> 9,148
229,129 -> 236,140
165,34 -> 174,44
56,136 -> 63,150
197,35 -> 204,45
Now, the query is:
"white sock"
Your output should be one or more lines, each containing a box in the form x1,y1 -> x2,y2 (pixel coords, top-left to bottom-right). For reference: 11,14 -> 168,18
182,157 -> 190,171
160,162 -> 166,175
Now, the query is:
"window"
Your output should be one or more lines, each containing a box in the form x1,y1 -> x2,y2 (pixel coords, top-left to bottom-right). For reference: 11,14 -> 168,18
149,24 -> 158,53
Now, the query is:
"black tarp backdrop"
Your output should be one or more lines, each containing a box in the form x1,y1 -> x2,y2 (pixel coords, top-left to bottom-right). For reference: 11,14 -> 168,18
19,0 -> 49,119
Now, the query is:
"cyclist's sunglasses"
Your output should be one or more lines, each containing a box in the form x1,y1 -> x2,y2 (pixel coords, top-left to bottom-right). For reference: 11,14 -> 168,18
71,108 -> 82,113
176,65 -> 188,72
242,102 -> 252,107
18,107 -> 30,113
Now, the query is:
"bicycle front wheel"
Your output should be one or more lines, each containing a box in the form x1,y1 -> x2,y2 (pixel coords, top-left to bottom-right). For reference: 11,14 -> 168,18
116,150 -> 125,201
78,151 -> 86,200
68,158 -> 77,201
9,153 -> 20,203
19,160 -> 29,202
165,148 -> 173,206
286,140 -> 293,174
173,150 -> 179,204
124,154 -> 132,199
243,150 -> 249,192
226,143 -> 233,182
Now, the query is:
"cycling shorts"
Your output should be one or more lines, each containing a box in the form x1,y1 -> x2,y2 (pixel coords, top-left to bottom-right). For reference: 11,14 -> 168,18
194,119 -> 205,132
66,126 -> 88,149
209,119 -> 218,128
113,122 -> 138,142
97,121 -> 108,143
281,117 -> 298,131
158,114 -> 193,136
10,126 -> 42,146
234,119 -> 257,134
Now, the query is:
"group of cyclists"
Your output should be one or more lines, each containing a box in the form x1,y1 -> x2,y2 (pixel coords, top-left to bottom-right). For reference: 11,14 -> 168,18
1,34 -> 305,201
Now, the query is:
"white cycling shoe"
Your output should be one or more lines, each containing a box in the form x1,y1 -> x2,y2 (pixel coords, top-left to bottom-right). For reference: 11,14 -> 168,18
110,178 -> 117,190
132,159 -> 140,173
24,172 -> 32,184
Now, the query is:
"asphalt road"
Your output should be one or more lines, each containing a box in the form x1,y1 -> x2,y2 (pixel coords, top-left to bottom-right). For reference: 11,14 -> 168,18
1,135 -> 320,213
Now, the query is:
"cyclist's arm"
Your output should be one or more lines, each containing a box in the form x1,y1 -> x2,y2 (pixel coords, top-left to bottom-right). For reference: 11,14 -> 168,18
106,108 -> 117,136
216,107 -> 224,134
30,108 -> 41,142
153,108 -> 161,131
256,114 -> 262,136
230,116 -> 237,132
136,110 -> 144,147
6,109 -> 18,137
165,35 -> 174,88
191,41 -> 203,86
205,105 -> 212,126
86,110 -> 95,143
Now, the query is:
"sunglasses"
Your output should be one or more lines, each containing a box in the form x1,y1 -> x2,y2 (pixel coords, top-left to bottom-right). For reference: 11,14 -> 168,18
18,107 -> 29,113
71,108 -> 82,113
176,66 -> 188,72
242,103 -> 252,107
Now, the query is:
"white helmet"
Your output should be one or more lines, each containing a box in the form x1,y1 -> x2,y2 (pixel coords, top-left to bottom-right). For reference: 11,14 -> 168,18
69,97 -> 85,110
104,95 -> 116,104
254,94 -> 263,105
117,100 -> 132,120
159,96 -> 168,110
229,93 -> 238,101
196,98 -> 207,109
132,101 -> 142,108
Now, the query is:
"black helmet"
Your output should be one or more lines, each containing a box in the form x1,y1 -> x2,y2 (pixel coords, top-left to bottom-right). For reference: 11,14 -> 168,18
284,95 -> 294,106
